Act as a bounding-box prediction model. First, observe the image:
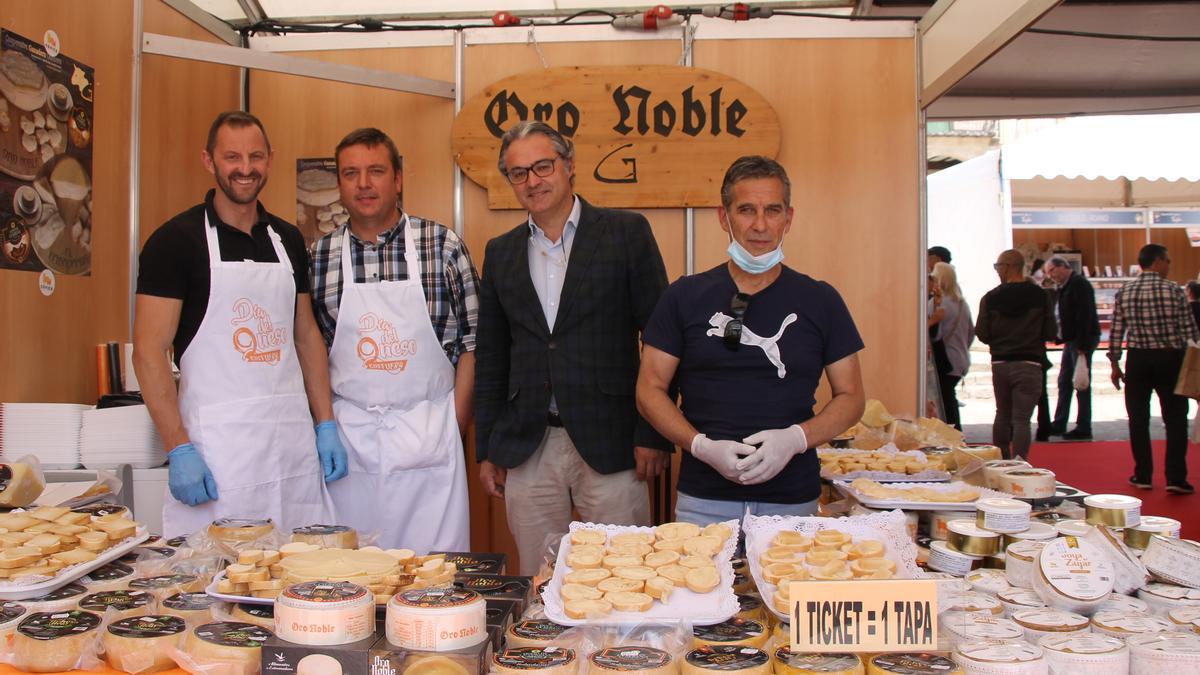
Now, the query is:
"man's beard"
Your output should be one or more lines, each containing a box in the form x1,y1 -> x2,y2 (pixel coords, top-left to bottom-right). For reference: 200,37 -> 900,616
216,170 -> 265,205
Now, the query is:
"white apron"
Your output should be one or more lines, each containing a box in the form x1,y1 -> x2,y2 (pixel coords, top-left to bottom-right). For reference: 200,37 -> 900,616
162,215 -> 333,538
325,221 -> 469,553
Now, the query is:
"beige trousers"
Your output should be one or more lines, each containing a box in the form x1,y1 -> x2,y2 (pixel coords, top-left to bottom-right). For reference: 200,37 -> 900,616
505,427 -> 650,575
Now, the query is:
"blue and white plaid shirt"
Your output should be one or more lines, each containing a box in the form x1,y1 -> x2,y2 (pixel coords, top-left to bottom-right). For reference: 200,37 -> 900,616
310,214 -> 480,364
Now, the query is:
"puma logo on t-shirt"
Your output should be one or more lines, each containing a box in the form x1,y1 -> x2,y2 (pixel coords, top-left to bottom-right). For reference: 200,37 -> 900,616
706,312 -> 798,378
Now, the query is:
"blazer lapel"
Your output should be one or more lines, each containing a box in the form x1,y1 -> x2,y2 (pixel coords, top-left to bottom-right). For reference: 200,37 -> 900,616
553,197 -> 605,330
508,223 -> 552,337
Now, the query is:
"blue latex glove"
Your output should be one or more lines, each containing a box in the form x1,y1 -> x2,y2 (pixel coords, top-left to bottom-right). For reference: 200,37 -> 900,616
167,443 -> 218,506
315,421 -> 349,483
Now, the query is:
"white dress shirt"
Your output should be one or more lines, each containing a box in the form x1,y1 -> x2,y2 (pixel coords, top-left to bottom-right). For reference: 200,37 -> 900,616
527,196 -> 581,413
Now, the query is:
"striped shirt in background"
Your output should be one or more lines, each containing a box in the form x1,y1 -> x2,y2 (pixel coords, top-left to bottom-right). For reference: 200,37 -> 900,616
310,215 -> 480,364
1108,271 -> 1199,359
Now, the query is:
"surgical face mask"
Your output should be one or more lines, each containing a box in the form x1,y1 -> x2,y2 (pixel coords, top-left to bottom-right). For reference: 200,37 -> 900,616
727,238 -> 784,275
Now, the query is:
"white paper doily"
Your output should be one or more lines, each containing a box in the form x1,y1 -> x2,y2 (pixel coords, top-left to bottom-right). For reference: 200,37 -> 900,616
542,519 -> 740,626
743,510 -> 925,623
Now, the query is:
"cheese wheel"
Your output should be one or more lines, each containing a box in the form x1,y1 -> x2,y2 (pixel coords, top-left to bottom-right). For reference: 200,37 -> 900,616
185,621 -> 272,675
929,540 -> 983,576
1004,540 -> 1046,590
291,524 -> 358,549
964,569 -> 1010,596
946,520 -> 1001,557
692,618 -> 767,649
996,588 -> 1045,617
0,602 -> 27,645
1097,592 -> 1150,615
296,653 -> 343,675
735,594 -> 765,622
128,574 -> 204,597
493,647 -> 577,674
1033,536 -> 1114,615
23,582 -> 88,613
230,602 -> 275,630
682,646 -> 769,675
981,459 -> 1031,489
773,646 -> 862,675
952,641 -> 1045,675
505,619 -> 568,648
1010,608 -> 1089,643
386,588 -> 486,651
938,611 -> 1024,650
1126,631 -> 1200,673
866,653 -> 962,675
996,468 -> 1057,499
1037,633 -> 1129,674
160,592 -> 217,625
1084,494 -> 1142,528
1054,520 -> 1093,538
1002,522 -> 1058,547
275,581 -> 374,646
78,590 -> 156,620
103,614 -> 186,673
1089,609 -> 1174,639
974,498 -> 1031,534
1141,536 -> 1200,590
1125,517 -> 1183,550
13,610 -> 102,672
565,599 -> 612,619
589,646 -> 675,675
81,561 -> 137,592
0,462 -> 44,507
208,518 -> 275,553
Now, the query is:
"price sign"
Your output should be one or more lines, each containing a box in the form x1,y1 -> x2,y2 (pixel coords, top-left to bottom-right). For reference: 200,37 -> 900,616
789,580 -> 938,653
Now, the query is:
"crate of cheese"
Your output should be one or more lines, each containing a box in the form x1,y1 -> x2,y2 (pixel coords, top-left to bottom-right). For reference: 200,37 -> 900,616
542,520 -> 740,626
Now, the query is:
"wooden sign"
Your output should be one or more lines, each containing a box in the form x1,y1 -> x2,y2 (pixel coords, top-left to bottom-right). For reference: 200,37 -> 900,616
788,580 -> 938,653
451,65 -> 780,209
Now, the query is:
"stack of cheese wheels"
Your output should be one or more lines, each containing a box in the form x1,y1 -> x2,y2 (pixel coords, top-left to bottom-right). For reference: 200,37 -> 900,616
1010,608 -> 1089,643
1126,631 -> 1200,673
946,520 -> 1002,557
102,614 -> 186,674
1124,516 -> 1182,550
761,529 -> 895,615
184,621 -> 273,675
682,646 -> 770,675
505,618 -> 569,648
691,618 -> 767,649
928,540 -> 983,576
587,646 -> 675,675
12,610 -> 102,672
866,652 -> 962,675
386,588 -> 487,651
980,459 -> 1031,489
952,640 -> 1045,675
291,524 -> 358,549
1084,494 -> 1142,528
994,468 -> 1057,499
995,587 -> 1045,618
223,545 -> 439,604
160,592 -> 217,625
492,647 -> 577,675
1141,536 -> 1200,590
773,647 -> 862,675
1036,633 -> 1129,673
22,582 -> 88,612
938,610 -> 1023,650
207,518 -> 275,554
0,506 -> 139,583
1002,522 -> 1057,547
274,581 -> 374,646
558,521 -> 732,620
973,498 -> 1031,535
1082,525 -> 1150,594
78,589 -> 156,621
1032,536 -> 1114,615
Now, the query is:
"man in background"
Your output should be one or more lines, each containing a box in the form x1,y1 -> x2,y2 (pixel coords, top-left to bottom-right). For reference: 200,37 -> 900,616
1046,256 -> 1100,440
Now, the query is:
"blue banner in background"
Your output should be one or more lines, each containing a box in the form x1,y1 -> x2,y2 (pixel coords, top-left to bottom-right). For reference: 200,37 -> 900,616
1012,209 -> 1144,226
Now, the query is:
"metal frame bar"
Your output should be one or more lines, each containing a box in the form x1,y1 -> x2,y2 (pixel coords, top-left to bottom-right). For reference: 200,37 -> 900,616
916,25 -> 929,416
128,0 -> 146,338
142,33 -> 456,98
161,0 -> 241,45
454,30 -> 465,239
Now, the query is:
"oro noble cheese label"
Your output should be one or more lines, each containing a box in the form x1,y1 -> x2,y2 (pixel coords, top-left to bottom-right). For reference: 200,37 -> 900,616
493,647 -> 577,674
386,588 -> 486,651
682,646 -> 769,675
589,646 -> 673,674
275,581 -> 374,646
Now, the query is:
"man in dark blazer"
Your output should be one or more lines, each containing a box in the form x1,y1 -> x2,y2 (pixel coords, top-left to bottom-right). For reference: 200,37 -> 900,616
474,121 -> 671,575
1047,256 -> 1100,440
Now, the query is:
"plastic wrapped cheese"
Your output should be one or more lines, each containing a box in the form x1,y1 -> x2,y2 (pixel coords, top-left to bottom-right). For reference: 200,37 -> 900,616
588,646 -> 675,675
1011,608 -> 1089,644
161,592 -> 217,625
23,582 -> 89,613
274,581 -> 374,646
492,647 -> 578,675
12,610 -> 102,672
386,588 -> 486,651
78,590 -> 156,620
682,646 -> 770,675
183,621 -> 273,675
103,614 -> 186,673
208,518 -> 275,554
691,618 -> 767,649
773,647 -> 863,675
505,619 -> 569,648
81,562 -> 137,592
291,524 -> 358,549
0,462 -> 44,507
230,602 -> 275,630
0,602 -> 27,645
867,653 -> 962,675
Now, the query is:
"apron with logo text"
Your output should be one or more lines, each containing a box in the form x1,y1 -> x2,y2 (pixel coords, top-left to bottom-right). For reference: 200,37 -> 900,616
325,221 -> 469,552
163,216 -> 332,538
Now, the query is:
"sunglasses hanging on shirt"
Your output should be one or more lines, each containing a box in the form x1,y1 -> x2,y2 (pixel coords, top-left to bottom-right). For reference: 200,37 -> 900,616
724,292 -> 750,350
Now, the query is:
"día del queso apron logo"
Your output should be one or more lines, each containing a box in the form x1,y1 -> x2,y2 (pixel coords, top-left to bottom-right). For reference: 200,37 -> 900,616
356,312 -> 416,373
230,298 -> 287,364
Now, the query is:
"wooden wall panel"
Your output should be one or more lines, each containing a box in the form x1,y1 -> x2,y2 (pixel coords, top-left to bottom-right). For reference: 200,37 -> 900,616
139,0 -> 240,248
0,2 -> 134,403
1152,229 -> 1200,284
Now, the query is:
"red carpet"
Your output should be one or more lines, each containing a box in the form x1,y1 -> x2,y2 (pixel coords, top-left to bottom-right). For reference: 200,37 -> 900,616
1030,440 -> 1199,539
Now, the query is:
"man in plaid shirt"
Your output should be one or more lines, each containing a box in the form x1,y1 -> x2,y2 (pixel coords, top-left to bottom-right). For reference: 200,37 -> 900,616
1108,243 -> 1199,494
309,127 -> 480,550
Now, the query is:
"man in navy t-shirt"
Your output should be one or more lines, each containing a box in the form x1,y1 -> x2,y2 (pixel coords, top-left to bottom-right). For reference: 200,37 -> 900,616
637,156 -> 866,523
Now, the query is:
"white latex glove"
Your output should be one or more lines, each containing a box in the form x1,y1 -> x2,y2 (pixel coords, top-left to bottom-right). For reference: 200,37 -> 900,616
737,425 -> 808,485
690,433 -> 756,483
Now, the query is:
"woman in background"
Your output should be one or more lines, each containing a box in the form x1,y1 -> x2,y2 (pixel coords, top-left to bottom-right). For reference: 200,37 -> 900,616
930,262 -> 974,430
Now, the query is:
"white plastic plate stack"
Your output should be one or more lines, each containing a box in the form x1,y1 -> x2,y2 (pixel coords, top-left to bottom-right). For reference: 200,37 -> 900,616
0,402 -> 88,468
79,405 -> 166,469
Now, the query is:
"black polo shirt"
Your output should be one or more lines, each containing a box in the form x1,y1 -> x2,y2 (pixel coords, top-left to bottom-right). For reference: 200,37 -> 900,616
136,189 -> 310,365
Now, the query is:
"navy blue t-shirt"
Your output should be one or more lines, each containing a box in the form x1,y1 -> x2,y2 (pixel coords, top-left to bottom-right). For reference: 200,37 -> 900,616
642,263 -> 864,503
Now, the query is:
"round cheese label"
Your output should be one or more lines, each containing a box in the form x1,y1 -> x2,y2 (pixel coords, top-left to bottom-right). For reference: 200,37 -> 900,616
236,603 -> 273,619
445,554 -> 501,574
774,647 -> 860,672
510,619 -> 567,641
292,524 -> 351,535
26,582 -> 87,603
107,615 -> 187,638
591,647 -> 672,671
0,602 -> 26,624
281,581 -> 368,604
166,535 -> 190,548
397,588 -> 481,608
686,646 -> 768,671
1039,633 -> 1125,654
1039,537 -> 1114,600
495,647 -> 576,669
1012,608 -> 1088,629
693,618 -> 764,642
71,503 -> 127,517
868,652 -> 958,673
79,590 -> 152,611
163,592 -> 216,611
128,574 -> 196,590
192,621 -> 272,648
84,562 -> 134,582
18,611 -> 101,640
